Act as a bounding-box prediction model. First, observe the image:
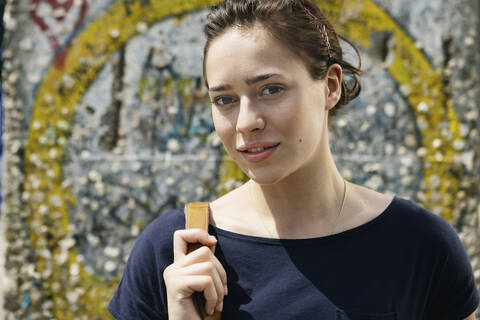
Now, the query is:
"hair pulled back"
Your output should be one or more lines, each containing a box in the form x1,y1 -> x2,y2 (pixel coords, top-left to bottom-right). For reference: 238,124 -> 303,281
202,0 -> 363,117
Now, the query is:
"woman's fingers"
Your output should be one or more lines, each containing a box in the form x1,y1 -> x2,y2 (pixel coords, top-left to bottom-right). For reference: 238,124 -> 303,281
173,229 -> 217,261
164,262 -> 225,315
177,246 -> 227,283
183,275 -> 218,315
173,230 -> 227,289
171,246 -> 228,298
177,261 -> 225,299
167,229 -> 228,314
167,229 -> 228,315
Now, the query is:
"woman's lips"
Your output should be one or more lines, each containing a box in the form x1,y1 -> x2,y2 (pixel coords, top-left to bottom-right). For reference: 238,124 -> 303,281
239,144 -> 280,163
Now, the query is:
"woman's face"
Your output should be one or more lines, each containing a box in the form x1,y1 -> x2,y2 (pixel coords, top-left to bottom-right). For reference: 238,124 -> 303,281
205,24 -> 340,185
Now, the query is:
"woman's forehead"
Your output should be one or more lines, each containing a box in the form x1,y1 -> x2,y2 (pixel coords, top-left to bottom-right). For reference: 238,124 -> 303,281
207,26 -> 280,60
205,26 -> 306,86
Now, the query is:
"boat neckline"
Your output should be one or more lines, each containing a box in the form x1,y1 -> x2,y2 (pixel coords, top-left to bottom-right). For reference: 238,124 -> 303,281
206,195 -> 399,245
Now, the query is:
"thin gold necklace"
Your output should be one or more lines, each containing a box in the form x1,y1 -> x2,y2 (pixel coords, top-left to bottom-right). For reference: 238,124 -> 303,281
248,182 -> 276,238
248,179 -> 348,238
331,179 -> 347,235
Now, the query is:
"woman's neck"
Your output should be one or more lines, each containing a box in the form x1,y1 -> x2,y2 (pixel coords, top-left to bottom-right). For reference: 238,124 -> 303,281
245,142 -> 348,238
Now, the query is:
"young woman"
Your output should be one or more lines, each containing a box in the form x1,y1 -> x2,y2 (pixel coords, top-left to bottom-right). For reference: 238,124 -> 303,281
108,0 -> 479,319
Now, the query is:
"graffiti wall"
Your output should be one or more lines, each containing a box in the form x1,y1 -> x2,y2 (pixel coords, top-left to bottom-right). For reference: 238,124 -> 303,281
1,0 -> 479,318
0,1 -> 6,318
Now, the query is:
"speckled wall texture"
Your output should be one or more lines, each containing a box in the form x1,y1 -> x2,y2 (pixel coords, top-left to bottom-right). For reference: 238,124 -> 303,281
1,0 -> 479,319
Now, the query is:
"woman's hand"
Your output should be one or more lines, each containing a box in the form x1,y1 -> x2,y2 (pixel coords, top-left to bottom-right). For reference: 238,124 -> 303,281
163,229 -> 227,320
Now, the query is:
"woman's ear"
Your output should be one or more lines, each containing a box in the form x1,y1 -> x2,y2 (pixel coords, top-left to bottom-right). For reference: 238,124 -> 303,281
324,64 -> 343,111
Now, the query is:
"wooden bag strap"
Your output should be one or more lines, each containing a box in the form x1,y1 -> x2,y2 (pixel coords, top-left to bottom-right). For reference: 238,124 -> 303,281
185,202 -> 222,320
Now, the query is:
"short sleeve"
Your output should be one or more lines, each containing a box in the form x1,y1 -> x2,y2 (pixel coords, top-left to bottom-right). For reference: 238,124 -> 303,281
108,231 -> 168,320
426,219 -> 479,320
108,210 -> 184,319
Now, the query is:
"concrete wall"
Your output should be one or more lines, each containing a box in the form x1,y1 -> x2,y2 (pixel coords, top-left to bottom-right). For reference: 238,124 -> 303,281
1,0 -> 479,318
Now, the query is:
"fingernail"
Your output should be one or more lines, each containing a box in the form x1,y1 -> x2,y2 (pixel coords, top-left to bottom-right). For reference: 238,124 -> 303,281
209,306 -> 214,315
209,235 -> 217,242
217,301 -> 223,312
224,284 -> 228,296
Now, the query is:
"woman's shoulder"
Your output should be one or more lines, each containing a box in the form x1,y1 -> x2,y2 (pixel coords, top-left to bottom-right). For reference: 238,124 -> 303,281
132,208 -> 186,253
389,196 -> 452,228
108,209 -> 185,318
390,197 -> 478,319
353,183 -> 462,248
147,208 -> 185,231
387,195 -> 464,249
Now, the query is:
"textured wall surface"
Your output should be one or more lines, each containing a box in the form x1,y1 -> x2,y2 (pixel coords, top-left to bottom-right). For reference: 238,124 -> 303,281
0,1 -> 5,317
1,0 -> 479,319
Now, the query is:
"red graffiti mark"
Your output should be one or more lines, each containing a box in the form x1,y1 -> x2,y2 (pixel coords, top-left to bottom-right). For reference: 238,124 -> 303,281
29,0 -> 89,69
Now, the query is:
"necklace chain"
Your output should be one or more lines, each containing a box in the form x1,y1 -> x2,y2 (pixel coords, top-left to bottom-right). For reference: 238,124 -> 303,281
331,179 -> 347,235
247,183 -> 275,238
248,179 -> 348,238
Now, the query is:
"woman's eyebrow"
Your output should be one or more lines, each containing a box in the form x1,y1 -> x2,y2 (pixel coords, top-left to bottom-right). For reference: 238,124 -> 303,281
209,73 -> 280,92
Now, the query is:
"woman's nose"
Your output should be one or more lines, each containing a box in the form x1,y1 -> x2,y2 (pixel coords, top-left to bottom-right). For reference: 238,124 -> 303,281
235,97 -> 265,134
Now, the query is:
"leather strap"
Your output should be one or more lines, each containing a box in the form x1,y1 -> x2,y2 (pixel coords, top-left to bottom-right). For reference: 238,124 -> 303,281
185,202 -> 222,320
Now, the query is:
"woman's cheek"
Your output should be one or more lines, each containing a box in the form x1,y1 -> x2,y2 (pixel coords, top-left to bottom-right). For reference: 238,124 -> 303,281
213,116 -> 235,148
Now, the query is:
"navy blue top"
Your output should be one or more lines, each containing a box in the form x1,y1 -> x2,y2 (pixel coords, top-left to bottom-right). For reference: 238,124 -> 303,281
108,196 -> 479,319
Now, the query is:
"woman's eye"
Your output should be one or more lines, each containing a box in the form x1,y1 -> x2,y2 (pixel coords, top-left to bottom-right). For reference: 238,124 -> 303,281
213,96 -> 236,106
261,85 -> 284,96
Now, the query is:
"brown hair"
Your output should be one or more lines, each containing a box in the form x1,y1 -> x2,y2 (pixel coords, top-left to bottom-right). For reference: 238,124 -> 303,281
202,0 -> 363,118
